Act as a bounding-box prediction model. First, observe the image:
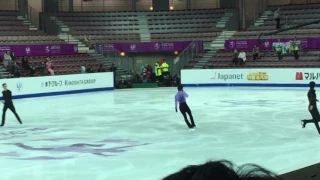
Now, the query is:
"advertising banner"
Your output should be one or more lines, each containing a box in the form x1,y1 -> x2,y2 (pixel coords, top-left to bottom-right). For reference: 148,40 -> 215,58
96,41 -> 203,53
0,44 -> 78,57
181,68 -> 320,87
224,38 -> 320,51
0,72 -> 114,99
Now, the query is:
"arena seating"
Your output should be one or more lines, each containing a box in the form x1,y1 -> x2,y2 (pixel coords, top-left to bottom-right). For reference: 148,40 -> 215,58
184,3 -> 320,69
58,12 -> 141,43
186,49 -> 320,68
56,9 -> 223,43
147,9 -> 223,42
0,10 -> 65,44
250,3 -> 320,30
11,54 -> 106,76
0,10 -> 112,77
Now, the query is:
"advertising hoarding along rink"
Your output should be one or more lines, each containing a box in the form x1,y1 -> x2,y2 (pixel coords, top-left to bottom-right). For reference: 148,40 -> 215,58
181,68 -> 320,87
0,72 -> 114,99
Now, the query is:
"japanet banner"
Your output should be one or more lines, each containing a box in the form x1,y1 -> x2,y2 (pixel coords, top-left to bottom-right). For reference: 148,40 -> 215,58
224,38 -> 320,51
0,44 -> 78,57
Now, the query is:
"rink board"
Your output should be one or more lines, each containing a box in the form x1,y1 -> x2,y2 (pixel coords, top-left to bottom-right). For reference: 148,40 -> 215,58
0,72 -> 114,99
181,68 -> 320,87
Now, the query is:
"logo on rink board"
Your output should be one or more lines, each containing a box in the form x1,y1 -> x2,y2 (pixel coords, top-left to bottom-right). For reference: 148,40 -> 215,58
16,81 -> 22,91
211,72 -> 243,81
247,72 -> 269,81
41,79 -> 96,87
296,72 -> 320,81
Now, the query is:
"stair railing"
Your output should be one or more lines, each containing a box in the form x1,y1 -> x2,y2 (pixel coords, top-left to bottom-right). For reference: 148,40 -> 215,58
97,45 -> 135,78
26,5 -> 39,29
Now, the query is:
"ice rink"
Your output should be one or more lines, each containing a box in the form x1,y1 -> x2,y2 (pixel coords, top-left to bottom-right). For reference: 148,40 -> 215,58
1,87 -> 320,180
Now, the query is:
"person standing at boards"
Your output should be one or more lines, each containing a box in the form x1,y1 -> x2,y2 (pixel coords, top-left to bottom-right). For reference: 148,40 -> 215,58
1,83 -> 22,126
175,85 -> 196,130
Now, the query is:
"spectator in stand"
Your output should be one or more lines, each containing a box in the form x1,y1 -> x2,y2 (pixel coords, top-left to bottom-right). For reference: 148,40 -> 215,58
97,64 -> 106,72
274,8 -> 281,29
146,70 -> 151,82
135,73 -> 142,83
10,52 -> 16,61
84,35 -> 93,49
231,49 -> 239,65
86,65 -> 93,73
41,60 -> 47,76
162,160 -> 281,180
118,77 -> 129,89
275,39 -> 283,60
46,57 -> 55,76
29,66 -> 36,76
3,51 -> 11,68
10,60 -> 20,78
140,64 -> 146,74
21,56 -> 30,70
147,64 -> 152,72
81,64 -> 86,73
141,66 -> 147,83
291,37 -> 300,60
238,51 -> 247,65
252,45 -> 260,60
173,74 -> 181,86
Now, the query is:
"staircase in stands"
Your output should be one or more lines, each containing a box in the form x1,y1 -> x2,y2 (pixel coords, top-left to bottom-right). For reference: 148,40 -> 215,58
253,10 -> 272,26
137,13 -> 151,42
51,16 -> 89,53
50,16 -> 127,77
192,31 -> 236,69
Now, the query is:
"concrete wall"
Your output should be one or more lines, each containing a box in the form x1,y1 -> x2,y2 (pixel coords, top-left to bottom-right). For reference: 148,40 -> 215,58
28,0 -> 42,12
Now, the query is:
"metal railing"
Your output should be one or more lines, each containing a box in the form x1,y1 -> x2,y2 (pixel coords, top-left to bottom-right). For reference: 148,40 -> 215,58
173,41 -> 202,74
66,29 -> 220,44
99,47 -> 135,77
0,0 -> 18,11
260,28 -> 320,39
26,5 -> 40,29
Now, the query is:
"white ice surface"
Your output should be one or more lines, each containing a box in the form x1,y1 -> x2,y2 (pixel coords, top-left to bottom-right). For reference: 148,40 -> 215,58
0,87 -> 320,180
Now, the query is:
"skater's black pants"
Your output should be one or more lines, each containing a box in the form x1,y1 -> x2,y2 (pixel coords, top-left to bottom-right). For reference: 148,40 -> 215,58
303,105 -> 320,134
275,18 -> 280,29
1,102 -> 22,126
179,102 -> 195,128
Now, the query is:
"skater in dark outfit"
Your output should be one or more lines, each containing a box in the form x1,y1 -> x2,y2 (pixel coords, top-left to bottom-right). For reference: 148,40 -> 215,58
301,81 -> 320,134
175,85 -> 196,130
1,83 -> 22,126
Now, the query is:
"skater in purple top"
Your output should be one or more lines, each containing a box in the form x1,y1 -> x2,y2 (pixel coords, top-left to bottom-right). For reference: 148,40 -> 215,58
175,85 -> 196,129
